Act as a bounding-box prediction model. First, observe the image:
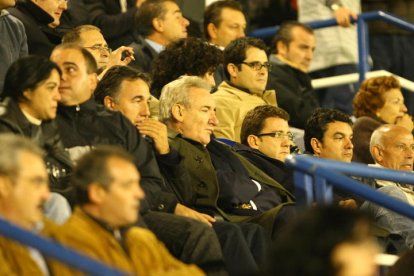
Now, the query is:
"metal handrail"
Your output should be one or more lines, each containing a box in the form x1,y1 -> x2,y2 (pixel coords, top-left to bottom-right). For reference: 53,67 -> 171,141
250,11 -> 414,82
285,154 -> 414,220
0,217 -> 126,275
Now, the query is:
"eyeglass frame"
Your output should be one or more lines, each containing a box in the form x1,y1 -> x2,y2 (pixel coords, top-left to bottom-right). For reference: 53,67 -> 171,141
240,61 -> 272,71
255,131 -> 294,141
84,45 -> 112,54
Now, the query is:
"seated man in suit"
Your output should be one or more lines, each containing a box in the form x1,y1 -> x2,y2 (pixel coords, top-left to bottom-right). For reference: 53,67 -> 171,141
234,105 -> 295,194
159,75 -> 295,240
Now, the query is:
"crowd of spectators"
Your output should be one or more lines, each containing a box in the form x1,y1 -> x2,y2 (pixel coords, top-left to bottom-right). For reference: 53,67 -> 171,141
1,0 -> 414,275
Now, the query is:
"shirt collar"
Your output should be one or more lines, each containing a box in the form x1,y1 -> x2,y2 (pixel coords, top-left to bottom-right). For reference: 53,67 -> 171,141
145,39 -> 165,54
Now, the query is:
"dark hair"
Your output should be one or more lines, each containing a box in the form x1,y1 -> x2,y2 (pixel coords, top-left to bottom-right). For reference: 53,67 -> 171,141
2,55 -> 61,102
135,0 -> 176,37
273,21 -> 314,54
203,0 -> 243,41
150,37 -> 223,97
304,108 -> 353,154
223,37 -> 268,79
53,43 -> 98,74
61,25 -> 101,44
240,105 -> 289,145
265,206 -> 374,276
95,66 -> 151,104
353,76 -> 400,118
72,146 -> 135,205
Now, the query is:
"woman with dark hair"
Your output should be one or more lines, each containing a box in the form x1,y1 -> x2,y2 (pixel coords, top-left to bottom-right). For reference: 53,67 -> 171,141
150,37 -> 223,98
352,76 -> 413,164
0,56 -> 73,222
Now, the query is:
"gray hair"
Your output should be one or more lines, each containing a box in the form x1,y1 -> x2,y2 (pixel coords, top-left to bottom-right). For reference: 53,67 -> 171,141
159,76 -> 212,123
0,134 -> 43,178
369,124 -> 394,161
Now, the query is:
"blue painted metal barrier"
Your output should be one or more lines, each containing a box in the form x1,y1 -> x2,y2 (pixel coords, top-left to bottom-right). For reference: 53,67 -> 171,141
0,217 -> 126,275
285,154 -> 414,220
250,11 -> 414,83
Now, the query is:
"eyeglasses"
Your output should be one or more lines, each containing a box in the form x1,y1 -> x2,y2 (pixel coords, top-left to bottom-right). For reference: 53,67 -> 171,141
256,131 -> 294,141
240,61 -> 272,71
84,45 -> 112,53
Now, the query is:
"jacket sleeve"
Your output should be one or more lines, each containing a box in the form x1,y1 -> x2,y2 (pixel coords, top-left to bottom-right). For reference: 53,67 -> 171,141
121,116 -> 178,213
83,0 -> 137,40
267,67 -> 319,129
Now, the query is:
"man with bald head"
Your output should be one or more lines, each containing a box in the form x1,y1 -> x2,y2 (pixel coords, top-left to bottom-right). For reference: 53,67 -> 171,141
362,124 -> 414,249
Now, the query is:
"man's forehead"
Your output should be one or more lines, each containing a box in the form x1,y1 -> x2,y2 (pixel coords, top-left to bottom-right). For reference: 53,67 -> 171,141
52,48 -> 85,66
119,79 -> 150,98
325,121 -> 352,134
385,131 -> 414,145
188,88 -> 215,105
80,30 -> 106,43
245,47 -> 267,60
220,8 -> 245,23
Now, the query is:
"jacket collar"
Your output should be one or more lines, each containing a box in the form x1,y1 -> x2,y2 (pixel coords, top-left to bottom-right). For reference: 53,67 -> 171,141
217,81 -> 277,106
15,0 -> 54,25
58,98 -> 97,114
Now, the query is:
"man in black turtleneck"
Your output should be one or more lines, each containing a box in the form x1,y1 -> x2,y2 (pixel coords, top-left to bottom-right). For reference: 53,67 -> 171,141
8,0 -> 67,56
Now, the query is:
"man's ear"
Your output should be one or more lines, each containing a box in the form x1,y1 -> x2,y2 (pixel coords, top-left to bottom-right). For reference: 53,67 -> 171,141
171,104 -> 184,122
88,183 -> 106,204
227,63 -> 238,79
103,96 -> 116,110
152,17 -> 164,33
310,138 -> 322,156
0,176 -> 12,198
89,73 -> 98,94
22,89 -> 33,101
371,145 -> 383,162
247,135 -> 260,149
276,41 -> 288,57
207,23 -> 218,41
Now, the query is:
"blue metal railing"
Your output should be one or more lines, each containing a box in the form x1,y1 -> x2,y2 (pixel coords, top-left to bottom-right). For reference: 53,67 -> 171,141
285,155 -> 414,220
0,217 -> 126,275
250,11 -> 414,83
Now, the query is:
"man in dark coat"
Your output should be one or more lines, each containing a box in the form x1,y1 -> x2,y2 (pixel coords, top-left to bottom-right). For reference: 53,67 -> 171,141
266,21 -> 319,129
234,105 -> 295,194
50,43 -> 231,275
8,0 -> 67,56
159,76 -> 296,241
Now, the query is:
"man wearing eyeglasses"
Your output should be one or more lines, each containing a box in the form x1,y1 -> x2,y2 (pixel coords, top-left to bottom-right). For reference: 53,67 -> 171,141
61,25 -> 135,79
234,105 -> 295,194
266,21 -> 319,130
213,37 -> 276,142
